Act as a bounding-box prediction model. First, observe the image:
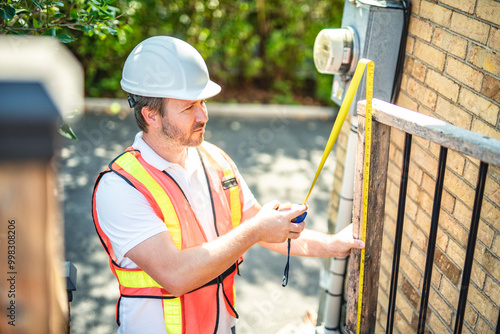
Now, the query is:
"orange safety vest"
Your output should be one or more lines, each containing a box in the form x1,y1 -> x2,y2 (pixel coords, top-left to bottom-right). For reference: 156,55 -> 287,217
91,142 -> 244,334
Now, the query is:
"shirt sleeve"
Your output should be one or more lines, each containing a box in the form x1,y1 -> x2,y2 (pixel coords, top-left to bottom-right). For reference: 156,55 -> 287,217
221,150 -> 258,212
236,169 -> 258,211
95,172 -> 168,264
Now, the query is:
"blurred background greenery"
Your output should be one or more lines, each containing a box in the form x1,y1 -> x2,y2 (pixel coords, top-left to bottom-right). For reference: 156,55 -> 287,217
1,0 -> 344,105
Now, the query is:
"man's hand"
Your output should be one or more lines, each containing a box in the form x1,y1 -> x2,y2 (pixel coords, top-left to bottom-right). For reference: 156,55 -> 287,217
251,200 -> 307,244
327,224 -> 365,257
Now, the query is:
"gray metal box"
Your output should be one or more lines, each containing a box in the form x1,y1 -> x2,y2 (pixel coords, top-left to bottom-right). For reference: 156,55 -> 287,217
331,1 -> 405,115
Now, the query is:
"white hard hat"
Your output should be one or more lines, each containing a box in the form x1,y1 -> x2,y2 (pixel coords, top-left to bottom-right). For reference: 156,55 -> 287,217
120,36 -> 221,101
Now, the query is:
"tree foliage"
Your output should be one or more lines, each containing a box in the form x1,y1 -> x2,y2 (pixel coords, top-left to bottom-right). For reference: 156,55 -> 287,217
1,0 -> 345,105
0,0 -> 126,43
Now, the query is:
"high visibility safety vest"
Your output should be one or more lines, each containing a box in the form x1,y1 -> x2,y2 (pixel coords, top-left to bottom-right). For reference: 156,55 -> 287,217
92,142 -> 244,334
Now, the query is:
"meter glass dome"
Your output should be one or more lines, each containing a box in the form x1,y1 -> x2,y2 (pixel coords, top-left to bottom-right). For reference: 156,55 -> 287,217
313,27 -> 357,76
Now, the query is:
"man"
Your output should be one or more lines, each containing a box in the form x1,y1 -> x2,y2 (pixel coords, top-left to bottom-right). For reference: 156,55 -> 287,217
92,36 -> 364,334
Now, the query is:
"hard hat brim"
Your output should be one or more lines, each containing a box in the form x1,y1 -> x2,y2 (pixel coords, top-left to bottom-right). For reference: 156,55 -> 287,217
121,78 -> 221,101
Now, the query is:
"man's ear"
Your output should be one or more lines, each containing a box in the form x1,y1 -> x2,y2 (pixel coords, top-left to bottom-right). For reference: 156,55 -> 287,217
141,107 -> 160,129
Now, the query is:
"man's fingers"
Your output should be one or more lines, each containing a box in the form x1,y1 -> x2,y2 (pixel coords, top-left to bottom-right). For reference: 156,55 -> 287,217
354,239 -> 365,249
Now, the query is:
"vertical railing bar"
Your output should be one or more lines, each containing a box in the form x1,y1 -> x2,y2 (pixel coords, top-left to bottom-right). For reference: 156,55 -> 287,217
417,146 -> 448,334
453,161 -> 489,334
386,133 -> 413,334
496,308 -> 500,334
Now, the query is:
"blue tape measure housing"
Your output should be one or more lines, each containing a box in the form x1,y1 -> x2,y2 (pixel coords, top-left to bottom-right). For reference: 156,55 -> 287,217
291,212 -> 307,223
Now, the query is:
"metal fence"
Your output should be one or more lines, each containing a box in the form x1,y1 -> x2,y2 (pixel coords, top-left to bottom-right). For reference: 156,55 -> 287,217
345,99 -> 500,334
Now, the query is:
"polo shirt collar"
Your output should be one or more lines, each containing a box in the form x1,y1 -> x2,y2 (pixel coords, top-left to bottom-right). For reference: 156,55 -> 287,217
131,132 -> 202,173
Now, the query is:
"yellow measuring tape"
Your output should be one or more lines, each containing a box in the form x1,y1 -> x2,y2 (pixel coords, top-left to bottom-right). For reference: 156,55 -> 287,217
301,59 -> 374,333
303,59 -> 374,206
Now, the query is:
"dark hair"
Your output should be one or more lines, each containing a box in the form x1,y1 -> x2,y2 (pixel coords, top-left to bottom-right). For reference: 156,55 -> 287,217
129,94 -> 167,132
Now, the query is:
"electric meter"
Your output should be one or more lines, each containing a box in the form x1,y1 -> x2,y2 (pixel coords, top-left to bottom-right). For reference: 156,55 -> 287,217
313,27 -> 358,76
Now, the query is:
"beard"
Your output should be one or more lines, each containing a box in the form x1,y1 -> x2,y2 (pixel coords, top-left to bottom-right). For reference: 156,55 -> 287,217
161,116 -> 205,147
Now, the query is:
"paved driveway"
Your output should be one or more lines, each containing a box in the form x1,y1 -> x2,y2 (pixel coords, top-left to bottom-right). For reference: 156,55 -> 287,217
60,104 -> 338,334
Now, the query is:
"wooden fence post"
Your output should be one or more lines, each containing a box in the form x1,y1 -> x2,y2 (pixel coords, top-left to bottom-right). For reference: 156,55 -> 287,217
0,36 -> 83,334
345,106 -> 391,333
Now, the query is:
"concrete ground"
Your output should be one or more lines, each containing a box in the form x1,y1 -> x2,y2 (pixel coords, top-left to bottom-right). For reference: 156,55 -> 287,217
59,101 -> 339,334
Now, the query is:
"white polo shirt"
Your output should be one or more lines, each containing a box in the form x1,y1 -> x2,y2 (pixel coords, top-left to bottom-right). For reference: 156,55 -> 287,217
96,132 -> 257,334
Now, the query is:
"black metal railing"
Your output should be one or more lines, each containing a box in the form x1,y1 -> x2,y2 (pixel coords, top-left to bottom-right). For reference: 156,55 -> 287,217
347,99 -> 500,334
385,137 -> 494,332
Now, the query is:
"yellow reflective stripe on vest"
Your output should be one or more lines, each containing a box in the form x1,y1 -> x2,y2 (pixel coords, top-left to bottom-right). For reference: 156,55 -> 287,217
115,152 -> 183,250
162,298 -> 182,334
224,168 -> 242,228
202,143 -> 241,228
115,268 -> 163,289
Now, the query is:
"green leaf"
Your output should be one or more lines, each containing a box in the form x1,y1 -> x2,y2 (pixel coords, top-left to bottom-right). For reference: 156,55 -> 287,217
31,0 -> 43,10
78,24 -> 93,34
101,25 -> 117,35
43,27 -> 57,36
15,9 -> 30,15
0,5 -> 15,21
33,17 -> 41,28
40,1 -> 62,6
58,123 -> 78,140
57,33 -> 77,43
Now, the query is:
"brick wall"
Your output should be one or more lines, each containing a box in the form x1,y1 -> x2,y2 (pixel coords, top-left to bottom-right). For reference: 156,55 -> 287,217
375,0 -> 500,333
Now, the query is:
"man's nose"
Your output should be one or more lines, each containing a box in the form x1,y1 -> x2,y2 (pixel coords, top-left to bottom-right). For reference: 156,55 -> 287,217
194,102 -> 209,122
